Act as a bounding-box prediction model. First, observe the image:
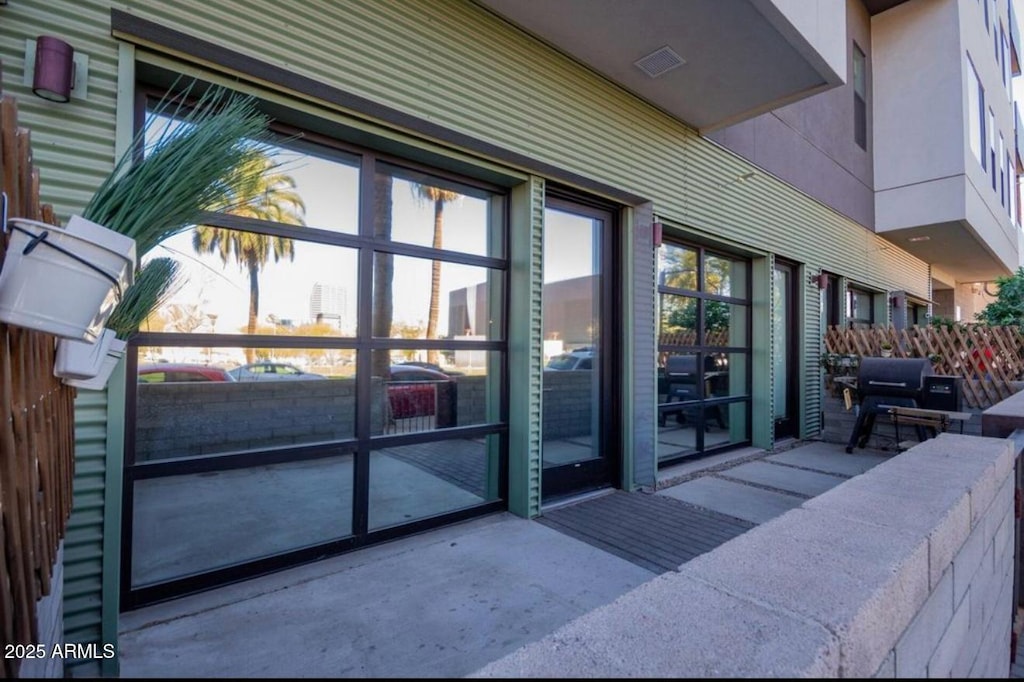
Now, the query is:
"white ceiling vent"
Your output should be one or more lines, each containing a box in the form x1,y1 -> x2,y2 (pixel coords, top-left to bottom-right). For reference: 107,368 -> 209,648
634,46 -> 686,78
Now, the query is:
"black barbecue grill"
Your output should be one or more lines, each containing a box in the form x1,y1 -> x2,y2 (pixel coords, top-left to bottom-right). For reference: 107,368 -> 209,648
845,357 -> 934,453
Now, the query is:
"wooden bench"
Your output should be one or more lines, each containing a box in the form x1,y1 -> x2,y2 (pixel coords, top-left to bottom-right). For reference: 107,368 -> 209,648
887,406 -> 972,452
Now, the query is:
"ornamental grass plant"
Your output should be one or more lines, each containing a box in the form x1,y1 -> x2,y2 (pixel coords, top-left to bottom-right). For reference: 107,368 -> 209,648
82,82 -> 274,256
81,81 -> 277,338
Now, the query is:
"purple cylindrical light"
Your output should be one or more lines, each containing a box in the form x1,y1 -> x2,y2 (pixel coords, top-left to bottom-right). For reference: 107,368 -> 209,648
33,36 -> 74,103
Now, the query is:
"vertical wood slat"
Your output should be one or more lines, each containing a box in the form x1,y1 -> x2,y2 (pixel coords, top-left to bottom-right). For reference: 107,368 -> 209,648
0,93 -> 78,678
823,324 -> 1024,408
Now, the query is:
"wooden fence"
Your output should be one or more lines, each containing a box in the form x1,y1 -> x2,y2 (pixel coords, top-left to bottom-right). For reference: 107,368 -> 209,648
0,94 -> 77,676
824,324 -> 1024,409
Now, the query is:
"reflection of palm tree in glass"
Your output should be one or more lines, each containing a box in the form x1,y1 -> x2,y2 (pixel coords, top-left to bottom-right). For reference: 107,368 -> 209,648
413,184 -> 460,365
193,154 -> 305,362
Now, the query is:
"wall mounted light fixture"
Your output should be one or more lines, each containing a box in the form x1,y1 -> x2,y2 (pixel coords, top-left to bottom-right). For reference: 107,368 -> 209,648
31,36 -> 75,102
808,272 -> 828,290
652,222 -> 663,247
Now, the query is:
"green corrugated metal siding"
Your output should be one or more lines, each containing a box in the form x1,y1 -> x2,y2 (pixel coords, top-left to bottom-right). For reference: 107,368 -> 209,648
630,203 -> 656,489
526,176 -> 544,517
802,267 -> 823,439
0,0 -> 119,220
63,389 -> 109,677
119,0 -> 928,297
507,176 -> 544,518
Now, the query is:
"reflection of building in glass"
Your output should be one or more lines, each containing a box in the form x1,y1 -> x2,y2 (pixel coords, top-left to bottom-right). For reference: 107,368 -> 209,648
448,283 -> 489,338
449,276 -> 596,349
541,276 -> 597,349
309,282 -> 348,327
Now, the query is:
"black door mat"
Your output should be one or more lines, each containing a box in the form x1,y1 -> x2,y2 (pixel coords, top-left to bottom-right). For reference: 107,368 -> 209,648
537,490 -> 755,574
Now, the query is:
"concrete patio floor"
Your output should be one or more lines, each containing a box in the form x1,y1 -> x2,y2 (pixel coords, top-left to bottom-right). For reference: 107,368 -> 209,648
118,439 -> 891,678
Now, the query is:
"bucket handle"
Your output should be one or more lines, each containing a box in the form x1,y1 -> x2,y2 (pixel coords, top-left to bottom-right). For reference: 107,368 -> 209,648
5,220 -> 123,302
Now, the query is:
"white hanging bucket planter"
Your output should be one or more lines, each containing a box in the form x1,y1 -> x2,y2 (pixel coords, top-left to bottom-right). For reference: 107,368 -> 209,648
63,336 -> 127,391
0,217 -> 135,341
54,327 -> 116,381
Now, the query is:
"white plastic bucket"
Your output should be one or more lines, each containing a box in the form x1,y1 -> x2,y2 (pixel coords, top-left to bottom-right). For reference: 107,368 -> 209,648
54,327 -> 116,380
0,218 -> 135,341
63,337 -> 127,391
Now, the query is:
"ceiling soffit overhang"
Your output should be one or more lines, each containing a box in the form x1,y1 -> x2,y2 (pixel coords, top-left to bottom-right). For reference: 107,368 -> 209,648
475,0 -> 846,133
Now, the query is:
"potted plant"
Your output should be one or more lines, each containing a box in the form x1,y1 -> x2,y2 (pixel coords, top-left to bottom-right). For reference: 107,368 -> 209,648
880,341 -> 894,358
52,82 -> 277,389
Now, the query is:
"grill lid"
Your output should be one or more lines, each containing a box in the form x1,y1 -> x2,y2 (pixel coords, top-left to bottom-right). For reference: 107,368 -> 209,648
856,357 -> 934,398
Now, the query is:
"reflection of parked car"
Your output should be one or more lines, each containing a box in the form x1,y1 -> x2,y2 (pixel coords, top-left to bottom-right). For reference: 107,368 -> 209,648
227,362 -> 327,381
386,365 -> 454,421
138,363 -> 235,383
396,361 -> 464,376
545,349 -> 594,371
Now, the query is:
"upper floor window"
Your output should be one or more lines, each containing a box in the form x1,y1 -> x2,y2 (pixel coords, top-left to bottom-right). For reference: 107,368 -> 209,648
990,108 -> 998,189
853,43 -> 867,150
999,133 -> 1006,205
968,55 -> 985,168
985,0 -> 991,32
847,286 -> 874,329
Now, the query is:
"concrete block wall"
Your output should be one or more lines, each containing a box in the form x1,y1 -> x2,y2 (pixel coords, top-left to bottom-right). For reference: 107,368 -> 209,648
471,434 -> 1017,678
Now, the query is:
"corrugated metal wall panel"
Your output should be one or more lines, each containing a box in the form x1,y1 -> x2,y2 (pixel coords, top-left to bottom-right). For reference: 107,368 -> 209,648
802,268 -> 823,438
631,203 -> 656,488
119,0 -> 929,297
0,0 -> 120,219
63,389 -> 109,677
527,176 -> 544,517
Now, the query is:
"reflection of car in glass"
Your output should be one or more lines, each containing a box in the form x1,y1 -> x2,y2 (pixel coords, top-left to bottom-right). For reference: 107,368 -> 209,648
138,363 -> 235,383
227,362 -> 327,381
545,349 -> 594,371
395,361 -> 464,376
386,365 -> 454,420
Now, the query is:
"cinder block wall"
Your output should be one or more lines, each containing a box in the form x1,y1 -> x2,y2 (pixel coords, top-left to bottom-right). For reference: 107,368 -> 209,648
471,434 -> 1016,678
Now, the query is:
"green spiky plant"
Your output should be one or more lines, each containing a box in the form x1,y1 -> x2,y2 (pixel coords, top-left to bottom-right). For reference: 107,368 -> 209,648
81,82 -> 276,339
104,258 -> 183,340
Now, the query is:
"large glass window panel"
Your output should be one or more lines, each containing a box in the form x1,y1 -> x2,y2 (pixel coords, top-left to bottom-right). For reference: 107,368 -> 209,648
131,454 -> 353,587
266,141 -> 360,235
704,301 -> 748,347
703,253 -> 747,297
368,435 -> 500,531
542,205 -> 603,471
372,254 -> 502,341
370,349 -> 500,436
376,162 -> 503,258
144,236 -> 358,337
658,294 -> 698,346
134,345 -> 356,463
705,352 -> 748,400
658,243 -> 698,291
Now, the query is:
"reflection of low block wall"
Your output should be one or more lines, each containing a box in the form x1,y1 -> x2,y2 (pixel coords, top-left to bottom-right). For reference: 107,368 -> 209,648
136,379 -> 383,462
542,371 -> 594,439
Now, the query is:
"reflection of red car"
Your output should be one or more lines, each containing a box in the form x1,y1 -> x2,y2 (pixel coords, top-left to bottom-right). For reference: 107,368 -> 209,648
138,363 -> 235,383
387,365 -> 451,419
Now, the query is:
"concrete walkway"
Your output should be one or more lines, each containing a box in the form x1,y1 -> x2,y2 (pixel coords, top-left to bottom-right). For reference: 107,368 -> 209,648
118,440 -> 890,678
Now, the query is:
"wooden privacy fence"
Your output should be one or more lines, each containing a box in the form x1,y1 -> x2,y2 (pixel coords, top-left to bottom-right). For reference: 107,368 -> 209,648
824,324 -> 1024,409
0,94 -> 76,677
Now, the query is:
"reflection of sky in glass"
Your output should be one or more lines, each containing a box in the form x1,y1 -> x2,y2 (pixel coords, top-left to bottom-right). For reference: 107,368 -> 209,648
146,151 -> 496,334
543,209 -> 596,284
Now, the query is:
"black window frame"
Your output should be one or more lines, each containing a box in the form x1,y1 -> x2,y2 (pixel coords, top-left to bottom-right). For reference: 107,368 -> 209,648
120,82 -> 512,609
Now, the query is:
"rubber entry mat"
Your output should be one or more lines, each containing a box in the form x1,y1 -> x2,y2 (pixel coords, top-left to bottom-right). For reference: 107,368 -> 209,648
537,490 -> 755,574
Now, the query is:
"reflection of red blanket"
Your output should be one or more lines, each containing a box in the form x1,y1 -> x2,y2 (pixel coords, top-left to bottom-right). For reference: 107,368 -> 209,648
971,348 -> 994,372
